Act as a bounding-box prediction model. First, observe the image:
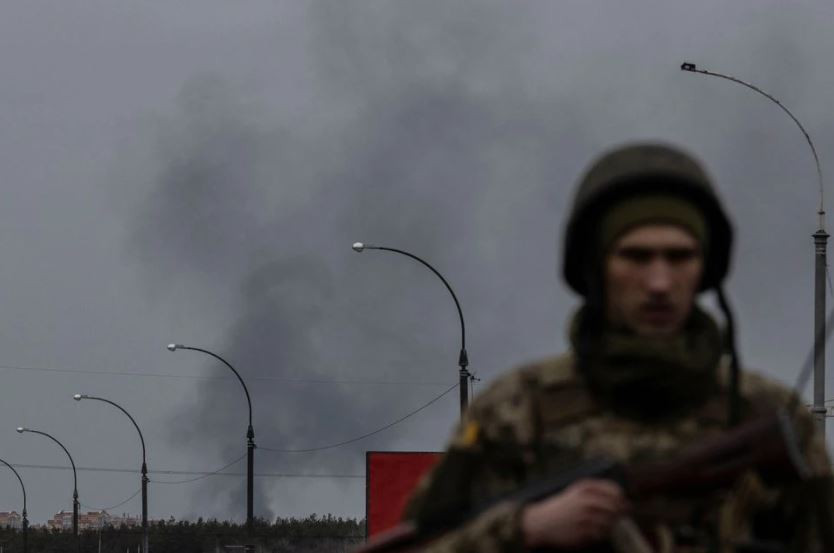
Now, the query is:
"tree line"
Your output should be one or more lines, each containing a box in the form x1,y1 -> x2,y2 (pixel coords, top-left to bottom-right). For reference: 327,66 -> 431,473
0,514 -> 366,553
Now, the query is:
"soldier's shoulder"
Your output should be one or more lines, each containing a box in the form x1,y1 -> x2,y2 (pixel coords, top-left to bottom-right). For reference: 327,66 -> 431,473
471,353 -> 578,408
456,353 -> 580,446
741,370 -> 794,407
731,367 -> 831,475
717,364 -> 796,411
465,353 -> 581,421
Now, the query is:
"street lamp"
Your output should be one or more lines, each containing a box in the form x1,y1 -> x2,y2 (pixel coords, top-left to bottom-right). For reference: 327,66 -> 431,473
681,62 -> 828,435
166,344 -> 255,531
74,393 -> 149,553
0,457 -> 28,553
352,242 -> 472,416
16,427 -> 79,551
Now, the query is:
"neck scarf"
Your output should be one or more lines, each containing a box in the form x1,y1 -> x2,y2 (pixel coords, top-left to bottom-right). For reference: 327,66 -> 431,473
571,306 -> 722,421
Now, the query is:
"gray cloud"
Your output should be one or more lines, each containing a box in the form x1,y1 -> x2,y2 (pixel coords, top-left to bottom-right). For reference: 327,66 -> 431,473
133,2 -> 834,519
1,0 -> 832,523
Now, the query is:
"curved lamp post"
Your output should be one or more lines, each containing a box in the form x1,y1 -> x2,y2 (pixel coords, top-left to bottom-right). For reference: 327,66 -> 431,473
0,457 -> 28,553
166,344 -> 255,530
16,427 -> 79,550
74,394 -> 149,553
681,62 -> 828,436
352,242 -> 472,416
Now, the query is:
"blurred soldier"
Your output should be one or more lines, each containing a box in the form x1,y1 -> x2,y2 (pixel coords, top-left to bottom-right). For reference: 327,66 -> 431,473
403,143 -> 833,552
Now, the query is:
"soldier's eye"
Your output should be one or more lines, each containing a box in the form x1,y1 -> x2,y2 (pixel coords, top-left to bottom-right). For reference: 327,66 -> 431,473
616,247 -> 653,264
664,248 -> 699,263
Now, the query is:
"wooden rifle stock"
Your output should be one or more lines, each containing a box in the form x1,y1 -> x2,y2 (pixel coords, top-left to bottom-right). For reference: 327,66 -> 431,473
627,411 -> 809,497
355,410 -> 810,553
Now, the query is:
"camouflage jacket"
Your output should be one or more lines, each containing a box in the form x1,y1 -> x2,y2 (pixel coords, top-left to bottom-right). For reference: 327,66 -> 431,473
403,354 -> 833,553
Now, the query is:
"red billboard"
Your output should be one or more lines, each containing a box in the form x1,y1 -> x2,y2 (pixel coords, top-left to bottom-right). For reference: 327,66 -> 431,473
366,451 -> 442,537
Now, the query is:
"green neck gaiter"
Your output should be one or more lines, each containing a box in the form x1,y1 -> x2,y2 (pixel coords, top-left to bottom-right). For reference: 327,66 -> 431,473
570,306 -> 722,422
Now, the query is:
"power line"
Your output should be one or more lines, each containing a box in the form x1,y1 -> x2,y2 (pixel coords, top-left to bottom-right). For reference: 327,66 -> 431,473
158,383 -> 459,474
150,454 -> 246,485
156,470 -> 364,482
0,363 -> 450,387
260,382 -> 459,453
81,488 -> 142,511
9,459 -> 362,481
10,461 -> 243,477
7,384 -> 456,487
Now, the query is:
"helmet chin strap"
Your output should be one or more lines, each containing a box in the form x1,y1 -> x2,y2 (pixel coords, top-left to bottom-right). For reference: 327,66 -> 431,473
715,287 -> 741,426
587,274 -> 829,428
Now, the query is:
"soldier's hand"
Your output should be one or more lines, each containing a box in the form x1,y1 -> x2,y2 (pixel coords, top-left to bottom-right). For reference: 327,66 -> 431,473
521,478 -> 629,549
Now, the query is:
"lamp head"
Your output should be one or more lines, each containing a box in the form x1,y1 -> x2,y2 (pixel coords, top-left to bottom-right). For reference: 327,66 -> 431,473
681,62 -> 697,71
73,394 -> 85,401
352,242 -> 365,253
16,427 -> 26,434
167,344 -> 180,352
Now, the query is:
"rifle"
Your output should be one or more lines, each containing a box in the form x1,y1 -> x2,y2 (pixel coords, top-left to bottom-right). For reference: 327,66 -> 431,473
356,410 -> 811,553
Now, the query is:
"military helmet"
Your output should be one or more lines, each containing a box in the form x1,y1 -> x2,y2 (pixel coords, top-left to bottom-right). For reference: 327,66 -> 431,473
563,143 -> 733,295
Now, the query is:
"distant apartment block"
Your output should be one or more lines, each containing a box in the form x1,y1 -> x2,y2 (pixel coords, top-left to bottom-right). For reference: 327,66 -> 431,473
48,510 -> 109,530
110,513 -> 140,528
47,510 -> 140,531
0,511 -> 22,529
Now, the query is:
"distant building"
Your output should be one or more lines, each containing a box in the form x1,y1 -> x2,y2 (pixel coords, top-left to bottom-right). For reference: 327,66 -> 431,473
45,510 -> 148,531
0,511 -> 22,529
79,510 -> 112,529
48,510 -> 112,530
110,512 -> 140,528
47,511 -> 73,530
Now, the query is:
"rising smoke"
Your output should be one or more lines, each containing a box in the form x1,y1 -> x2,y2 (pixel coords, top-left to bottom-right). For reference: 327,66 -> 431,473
129,3 -> 570,519
129,2 -> 834,519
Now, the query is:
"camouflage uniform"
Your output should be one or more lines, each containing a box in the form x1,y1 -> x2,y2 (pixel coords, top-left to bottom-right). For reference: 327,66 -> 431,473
404,354 -> 832,552
403,145 -> 834,552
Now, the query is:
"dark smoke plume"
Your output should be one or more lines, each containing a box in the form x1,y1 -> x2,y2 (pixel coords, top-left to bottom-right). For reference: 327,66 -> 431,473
130,3 -> 834,519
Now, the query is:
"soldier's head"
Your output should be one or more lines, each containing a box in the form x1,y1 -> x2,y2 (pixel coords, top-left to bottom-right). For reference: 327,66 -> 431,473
563,143 -> 732,338
605,222 -> 703,337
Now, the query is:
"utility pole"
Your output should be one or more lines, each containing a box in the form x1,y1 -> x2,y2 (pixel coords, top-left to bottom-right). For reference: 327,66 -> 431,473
681,62 -> 828,438
167,344 -> 256,548
74,394 -> 150,553
16,427 -> 80,551
0,457 -> 28,553
353,242 -> 472,417
814,228 -> 829,434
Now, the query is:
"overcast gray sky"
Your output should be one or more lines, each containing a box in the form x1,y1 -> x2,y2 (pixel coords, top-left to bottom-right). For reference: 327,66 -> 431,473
1,0 -> 833,524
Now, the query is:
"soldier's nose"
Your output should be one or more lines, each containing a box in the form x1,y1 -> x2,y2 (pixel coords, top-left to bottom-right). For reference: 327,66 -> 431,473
645,261 -> 673,293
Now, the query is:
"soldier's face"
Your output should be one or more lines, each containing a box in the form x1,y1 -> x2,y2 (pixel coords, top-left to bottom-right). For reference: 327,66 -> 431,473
604,224 -> 703,337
